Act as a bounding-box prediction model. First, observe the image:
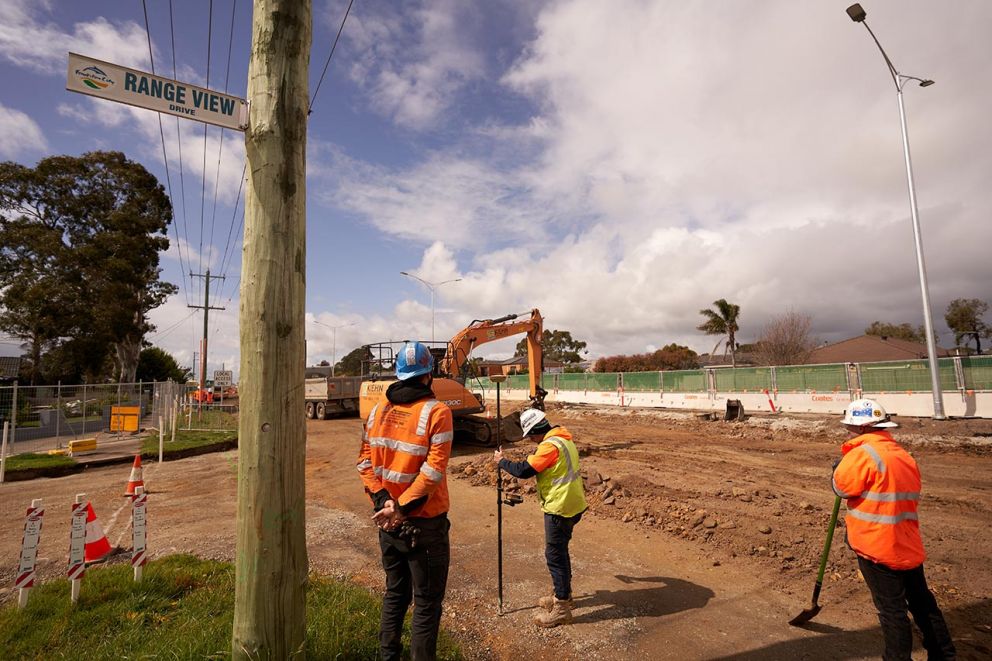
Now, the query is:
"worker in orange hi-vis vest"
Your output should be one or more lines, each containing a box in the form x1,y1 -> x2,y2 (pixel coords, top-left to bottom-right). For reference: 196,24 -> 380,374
357,341 -> 453,661
831,399 -> 955,661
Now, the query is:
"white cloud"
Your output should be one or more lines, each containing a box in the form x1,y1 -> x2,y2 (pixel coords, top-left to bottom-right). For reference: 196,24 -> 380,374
0,1 -> 151,73
340,0 -> 485,129
0,101 -> 47,158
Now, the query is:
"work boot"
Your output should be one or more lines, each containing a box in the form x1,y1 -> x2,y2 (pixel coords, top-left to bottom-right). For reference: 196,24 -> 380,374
538,595 -> 572,611
534,597 -> 573,627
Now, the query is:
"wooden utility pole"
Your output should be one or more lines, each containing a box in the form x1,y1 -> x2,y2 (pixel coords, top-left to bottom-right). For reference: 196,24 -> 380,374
233,1 -> 310,659
188,269 -> 225,395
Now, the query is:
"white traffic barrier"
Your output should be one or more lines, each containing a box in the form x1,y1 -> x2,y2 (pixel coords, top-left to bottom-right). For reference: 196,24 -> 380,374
68,494 -> 87,603
15,498 -> 44,609
132,487 -> 148,582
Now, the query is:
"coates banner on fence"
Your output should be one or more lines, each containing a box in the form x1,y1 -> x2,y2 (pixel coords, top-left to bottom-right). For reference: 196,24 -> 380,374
66,52 -> 248,131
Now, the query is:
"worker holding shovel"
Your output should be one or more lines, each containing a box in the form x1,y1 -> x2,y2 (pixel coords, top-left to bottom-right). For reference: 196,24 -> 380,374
831,399 -> 956,660
493,408 -> 587,627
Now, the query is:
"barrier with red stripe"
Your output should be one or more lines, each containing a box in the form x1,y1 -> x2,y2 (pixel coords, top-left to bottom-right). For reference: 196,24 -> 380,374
67,500 -> 87,583
15,499 -> 44,607
131,488 -> 148,578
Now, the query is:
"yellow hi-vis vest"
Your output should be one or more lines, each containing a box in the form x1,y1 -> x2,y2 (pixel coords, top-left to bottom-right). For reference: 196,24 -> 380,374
535,430 -> 587,518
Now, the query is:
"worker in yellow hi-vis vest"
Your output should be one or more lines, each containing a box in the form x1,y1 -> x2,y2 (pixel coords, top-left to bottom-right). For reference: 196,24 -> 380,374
493,408 -> 587,627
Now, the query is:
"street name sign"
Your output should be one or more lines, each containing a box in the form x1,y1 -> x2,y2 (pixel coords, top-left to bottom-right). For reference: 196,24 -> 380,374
66,52 -> 248,131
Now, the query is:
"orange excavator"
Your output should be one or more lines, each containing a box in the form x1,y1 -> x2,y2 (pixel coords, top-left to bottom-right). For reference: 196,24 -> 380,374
358,309 -> 546,446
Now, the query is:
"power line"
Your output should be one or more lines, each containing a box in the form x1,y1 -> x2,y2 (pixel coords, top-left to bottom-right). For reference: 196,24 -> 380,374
148,309 -> 199,342
216,163 -> 247,304
309,0 -> 356,115
208,0 -> 240,300
169,0 -> 192,289
198,0 -> 214,279
141,0 -> 190,307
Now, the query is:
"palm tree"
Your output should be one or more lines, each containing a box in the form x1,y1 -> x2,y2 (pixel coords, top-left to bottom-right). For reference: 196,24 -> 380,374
697,299 -> 741,367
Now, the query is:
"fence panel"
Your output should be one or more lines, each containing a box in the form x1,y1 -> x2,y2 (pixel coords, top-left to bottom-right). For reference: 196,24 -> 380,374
859,359 -> 957,393
504,374 -> 531,390
622,372 -> 661,392
775,364 -> 849,392
962,356 -> 992,391
714,367 -> 772,392
662,370 -> 707,392
556,373 -> 586,391
586,372 -> 619,392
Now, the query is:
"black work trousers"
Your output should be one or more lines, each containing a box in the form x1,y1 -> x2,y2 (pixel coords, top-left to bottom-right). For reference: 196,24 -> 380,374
544,511 -> 582,600
379,514 -> 450,661
857,556 -> 956,661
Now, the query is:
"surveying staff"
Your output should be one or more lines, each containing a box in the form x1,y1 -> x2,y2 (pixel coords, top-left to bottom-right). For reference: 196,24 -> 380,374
357,341 -> 454,661
493,408 -> 587,627
831,399 -> 955,660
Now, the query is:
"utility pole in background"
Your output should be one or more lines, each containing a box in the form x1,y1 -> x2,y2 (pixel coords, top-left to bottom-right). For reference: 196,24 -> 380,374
188,269 -> 225,397
232,1 -> 311,658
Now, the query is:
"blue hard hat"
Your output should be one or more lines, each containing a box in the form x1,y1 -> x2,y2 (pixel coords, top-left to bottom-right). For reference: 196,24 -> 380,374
396,341 -> 434,380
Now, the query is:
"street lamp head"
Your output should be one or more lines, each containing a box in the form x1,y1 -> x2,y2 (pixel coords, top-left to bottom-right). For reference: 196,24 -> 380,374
919,79 -> 935,87
846,4 -> 867,22
400,271 -> 409,276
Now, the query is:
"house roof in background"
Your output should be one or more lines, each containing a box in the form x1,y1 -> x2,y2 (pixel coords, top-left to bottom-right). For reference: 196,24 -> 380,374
0,356 -> 21,379
809,335 -> 949,364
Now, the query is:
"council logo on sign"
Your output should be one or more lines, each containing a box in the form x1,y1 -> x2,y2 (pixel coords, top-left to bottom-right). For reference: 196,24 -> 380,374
74,65 -> 115,91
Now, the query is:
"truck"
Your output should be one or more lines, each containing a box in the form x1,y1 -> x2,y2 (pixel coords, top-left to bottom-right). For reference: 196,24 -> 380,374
304,366 -> 363,419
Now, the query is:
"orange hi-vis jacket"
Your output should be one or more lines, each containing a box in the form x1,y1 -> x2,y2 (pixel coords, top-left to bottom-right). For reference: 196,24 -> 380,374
357,396 -> 454,519
831,431 -> 926,570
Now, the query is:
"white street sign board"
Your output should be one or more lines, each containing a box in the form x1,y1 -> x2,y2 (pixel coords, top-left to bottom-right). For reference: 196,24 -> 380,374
66,52 -> 248,131
213,370 -> 233,387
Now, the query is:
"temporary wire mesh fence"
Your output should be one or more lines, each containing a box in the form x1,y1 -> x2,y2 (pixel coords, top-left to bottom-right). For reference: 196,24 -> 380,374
0,381 -> 237,456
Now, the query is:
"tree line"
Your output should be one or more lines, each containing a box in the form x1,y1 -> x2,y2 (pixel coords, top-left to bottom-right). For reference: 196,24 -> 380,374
0,152 -> 184,385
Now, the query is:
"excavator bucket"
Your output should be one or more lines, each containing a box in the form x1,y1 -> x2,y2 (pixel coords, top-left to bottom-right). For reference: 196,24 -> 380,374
498,411 -> 524,443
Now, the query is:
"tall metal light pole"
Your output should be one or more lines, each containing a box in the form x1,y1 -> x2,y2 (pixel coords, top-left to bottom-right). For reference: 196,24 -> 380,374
847,3 -> 945,419
312,320 -> 356,376
400,272 -> 462,342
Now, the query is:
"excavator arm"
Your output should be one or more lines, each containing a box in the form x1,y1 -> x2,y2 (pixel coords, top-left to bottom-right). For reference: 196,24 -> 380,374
440,309 -> 546,407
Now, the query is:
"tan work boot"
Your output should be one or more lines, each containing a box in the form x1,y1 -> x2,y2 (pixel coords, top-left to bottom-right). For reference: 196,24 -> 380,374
534,597 -> 573,627
537,595 -> 572,611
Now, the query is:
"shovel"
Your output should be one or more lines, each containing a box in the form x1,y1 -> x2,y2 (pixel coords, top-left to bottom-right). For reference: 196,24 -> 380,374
789,494 -> 842,626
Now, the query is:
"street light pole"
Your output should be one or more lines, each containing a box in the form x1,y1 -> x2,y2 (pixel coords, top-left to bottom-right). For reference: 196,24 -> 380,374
312,320 -> 356,377
400,272 -> 463,342
847,4 -> 945,419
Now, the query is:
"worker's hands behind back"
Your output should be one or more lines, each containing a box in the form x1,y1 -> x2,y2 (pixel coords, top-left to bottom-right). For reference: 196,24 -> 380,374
372,499 -> 406,531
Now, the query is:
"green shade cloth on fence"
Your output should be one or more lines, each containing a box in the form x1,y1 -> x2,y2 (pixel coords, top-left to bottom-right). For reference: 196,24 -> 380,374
962,356 -> 992,391
662,370 -> 707,392
859,358 -> 958,393
713,367 -> 772,392
775,364 -> 849,392
556,372 -> 586,391
587,372 -> 619,392
622,372 -> 662,392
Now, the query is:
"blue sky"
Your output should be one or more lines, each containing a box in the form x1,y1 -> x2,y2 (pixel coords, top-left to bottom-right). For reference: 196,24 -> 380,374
2,0 -> 991,377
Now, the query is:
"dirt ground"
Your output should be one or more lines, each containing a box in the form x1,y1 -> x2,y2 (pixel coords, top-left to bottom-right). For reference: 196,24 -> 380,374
1,405 -> 990,660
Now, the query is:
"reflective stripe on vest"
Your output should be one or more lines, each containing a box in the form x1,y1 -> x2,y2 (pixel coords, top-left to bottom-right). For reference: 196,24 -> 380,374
860,443 -> 887,473
431,431 -> 453,445
847,509 -> 919,525
374,465 -> 418,483
356,459 -> 372,472
546,438 -> 581,487
417,400 -> 439,435
368,436 -> 429,456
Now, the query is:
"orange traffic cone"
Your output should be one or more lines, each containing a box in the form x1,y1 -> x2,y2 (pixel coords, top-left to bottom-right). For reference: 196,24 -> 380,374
84,503 -> 112,563
123,454 -> 144,497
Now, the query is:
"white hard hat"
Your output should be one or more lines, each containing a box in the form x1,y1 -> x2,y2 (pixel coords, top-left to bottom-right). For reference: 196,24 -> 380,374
519,408 -> 547,437
842,399 -> 898,428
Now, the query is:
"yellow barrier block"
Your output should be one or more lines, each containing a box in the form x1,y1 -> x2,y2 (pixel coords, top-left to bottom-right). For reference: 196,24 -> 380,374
46,448 -> 69,456
68,437 -> 98,454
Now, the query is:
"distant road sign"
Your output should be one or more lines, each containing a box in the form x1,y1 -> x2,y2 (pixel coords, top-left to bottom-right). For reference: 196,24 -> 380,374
214,370 -> 233,387
66,52 -> 248,131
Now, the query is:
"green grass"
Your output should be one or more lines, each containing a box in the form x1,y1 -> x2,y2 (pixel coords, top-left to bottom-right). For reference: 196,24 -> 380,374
0,555 -> 463,660
141,428 -> 238,457
3,452 -> 77,471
